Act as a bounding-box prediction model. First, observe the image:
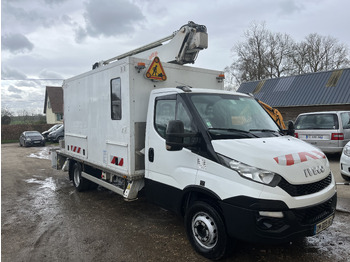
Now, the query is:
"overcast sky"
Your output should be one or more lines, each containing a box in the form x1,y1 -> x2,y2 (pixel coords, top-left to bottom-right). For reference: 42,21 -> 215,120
2,0 -> 350,115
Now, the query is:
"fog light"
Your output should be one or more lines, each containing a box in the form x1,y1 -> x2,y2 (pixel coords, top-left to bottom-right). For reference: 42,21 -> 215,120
259,211 -> 284,218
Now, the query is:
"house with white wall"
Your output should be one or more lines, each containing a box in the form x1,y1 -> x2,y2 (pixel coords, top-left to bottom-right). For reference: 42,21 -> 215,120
43,86 -> 63,124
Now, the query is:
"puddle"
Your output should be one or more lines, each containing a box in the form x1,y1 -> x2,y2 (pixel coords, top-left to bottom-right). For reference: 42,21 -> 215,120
25,177 -> 57,191
27,147 -> 51,160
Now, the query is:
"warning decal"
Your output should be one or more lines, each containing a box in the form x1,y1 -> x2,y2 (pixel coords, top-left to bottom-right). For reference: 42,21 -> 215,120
146,56 -> 167,81
273,150 -> 325,166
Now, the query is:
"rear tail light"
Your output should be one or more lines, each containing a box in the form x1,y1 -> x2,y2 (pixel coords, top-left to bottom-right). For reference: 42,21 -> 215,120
294,132 -> 299,138
331,133 -> 344,140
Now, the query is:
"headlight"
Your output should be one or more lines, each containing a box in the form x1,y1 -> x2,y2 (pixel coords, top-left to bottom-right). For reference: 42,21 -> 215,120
343,145 -> 350,157
26,138 -> 32,141
218,154 -> 281,186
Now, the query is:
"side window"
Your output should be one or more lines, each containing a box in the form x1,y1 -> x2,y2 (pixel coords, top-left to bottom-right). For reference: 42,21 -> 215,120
155,99 -> 176,138
154,97 -> 196,139
111,78 -> 121,120
341,112 -> 350,129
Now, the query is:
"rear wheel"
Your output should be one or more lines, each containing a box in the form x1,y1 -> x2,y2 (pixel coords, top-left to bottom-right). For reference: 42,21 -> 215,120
185,201 -> 230,260
73,163 -> 90,191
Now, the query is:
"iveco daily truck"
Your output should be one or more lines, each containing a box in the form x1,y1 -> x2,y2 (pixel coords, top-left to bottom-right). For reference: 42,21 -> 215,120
53,22 -> 337,260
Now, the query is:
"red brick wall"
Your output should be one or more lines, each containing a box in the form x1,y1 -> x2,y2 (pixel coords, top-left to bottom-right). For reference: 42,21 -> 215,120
1,124 -> 54,141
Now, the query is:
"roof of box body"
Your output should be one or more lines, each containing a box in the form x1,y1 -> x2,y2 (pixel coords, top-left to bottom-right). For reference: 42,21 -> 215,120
237,68 -> 350,107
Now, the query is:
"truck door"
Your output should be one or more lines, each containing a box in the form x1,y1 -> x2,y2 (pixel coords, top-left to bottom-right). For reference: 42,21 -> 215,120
145,93 -> 198,210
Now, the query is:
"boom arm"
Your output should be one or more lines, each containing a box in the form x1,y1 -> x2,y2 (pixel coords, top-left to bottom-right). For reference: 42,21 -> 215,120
258,100 -> 286,129
93,21 -> 208,68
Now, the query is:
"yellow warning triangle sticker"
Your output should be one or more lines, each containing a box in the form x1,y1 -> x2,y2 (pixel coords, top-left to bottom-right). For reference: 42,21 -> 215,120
146,57 -> 167,81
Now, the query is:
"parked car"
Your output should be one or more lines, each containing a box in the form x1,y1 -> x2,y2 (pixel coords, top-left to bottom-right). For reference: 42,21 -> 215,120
294,111 -> 350,153
19,131 -> 46,147
340,141 -> 350,181
42,124 -> 63,140
47,125 -> 64,142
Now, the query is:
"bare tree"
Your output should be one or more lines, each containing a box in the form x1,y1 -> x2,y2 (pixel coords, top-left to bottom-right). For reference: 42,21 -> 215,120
292,33 -> 350,74
229,22 -> 270,84
226,22 -> 350,88
265,32 -> 295,78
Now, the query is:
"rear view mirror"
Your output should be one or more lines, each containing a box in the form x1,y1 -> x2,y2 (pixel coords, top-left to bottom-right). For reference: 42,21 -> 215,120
286,120 -> 295,136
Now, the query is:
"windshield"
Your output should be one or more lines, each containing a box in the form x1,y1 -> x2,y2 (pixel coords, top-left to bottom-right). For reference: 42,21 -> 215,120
26,132 -> 41,137
190,94 -> 279,136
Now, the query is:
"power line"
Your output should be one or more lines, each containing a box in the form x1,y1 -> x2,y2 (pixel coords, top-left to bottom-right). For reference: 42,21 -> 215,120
1,78 -> 64,81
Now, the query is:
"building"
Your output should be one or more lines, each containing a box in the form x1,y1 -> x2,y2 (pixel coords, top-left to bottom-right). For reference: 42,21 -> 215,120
43,86 -> 63,124
237,68 -> 350,122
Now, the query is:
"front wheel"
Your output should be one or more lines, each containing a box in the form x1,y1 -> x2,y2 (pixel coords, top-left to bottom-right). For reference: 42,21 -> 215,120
185,201 -> 230,260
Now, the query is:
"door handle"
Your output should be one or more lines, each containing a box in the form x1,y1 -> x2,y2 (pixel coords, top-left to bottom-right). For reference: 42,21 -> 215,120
148,148 -> 154,162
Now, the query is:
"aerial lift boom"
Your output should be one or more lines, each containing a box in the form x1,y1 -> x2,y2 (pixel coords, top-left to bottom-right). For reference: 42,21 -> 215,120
93,21 -> 208,69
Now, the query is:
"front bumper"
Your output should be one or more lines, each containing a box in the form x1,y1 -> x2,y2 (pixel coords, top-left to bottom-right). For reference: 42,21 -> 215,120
340,154 -> 350,177
219,193 -> 337,243
25,140 -> 45,146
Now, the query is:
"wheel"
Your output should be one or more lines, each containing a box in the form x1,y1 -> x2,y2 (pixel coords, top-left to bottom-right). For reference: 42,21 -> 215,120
185,201 -> 230,260
341,174 -> 350,181
72,163 -> 90,191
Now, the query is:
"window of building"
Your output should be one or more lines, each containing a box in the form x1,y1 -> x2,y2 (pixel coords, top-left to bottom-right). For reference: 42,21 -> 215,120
56,113 -> 63,121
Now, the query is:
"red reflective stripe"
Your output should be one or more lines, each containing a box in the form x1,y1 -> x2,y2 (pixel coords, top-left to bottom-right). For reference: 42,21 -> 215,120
285,154 -> 294,166
298,151 -> 319,162
118,158 -> 124,166
312,150 -> 325,158
273,157 -> 279,164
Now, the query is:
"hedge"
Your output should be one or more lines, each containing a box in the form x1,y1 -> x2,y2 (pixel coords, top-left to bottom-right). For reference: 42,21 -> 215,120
1,124 -> 54,141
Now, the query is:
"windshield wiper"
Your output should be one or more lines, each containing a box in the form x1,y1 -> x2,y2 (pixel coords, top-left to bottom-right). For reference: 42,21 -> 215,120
249,129 -> 278,132
249,128 -> 282,136
208,128 -> 259,138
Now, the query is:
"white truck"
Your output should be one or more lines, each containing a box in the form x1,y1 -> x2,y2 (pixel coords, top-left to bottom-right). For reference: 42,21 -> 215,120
54,22 -> 337,260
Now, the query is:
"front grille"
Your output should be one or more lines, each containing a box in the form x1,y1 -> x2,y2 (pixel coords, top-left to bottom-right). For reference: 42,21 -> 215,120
294,194 -> 337,225
278,173 -> 332,197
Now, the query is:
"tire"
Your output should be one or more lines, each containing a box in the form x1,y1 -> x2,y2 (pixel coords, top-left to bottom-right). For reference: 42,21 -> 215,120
185,201 -> 230,260
72,163 -> 90,191
341,174 -> 350,181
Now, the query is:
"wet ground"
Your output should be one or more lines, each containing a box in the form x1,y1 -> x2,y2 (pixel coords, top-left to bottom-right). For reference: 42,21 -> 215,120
1,143 -> 350,261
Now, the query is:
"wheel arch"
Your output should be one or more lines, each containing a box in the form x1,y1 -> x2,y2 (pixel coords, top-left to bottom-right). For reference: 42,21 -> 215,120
180,185 -> 222,217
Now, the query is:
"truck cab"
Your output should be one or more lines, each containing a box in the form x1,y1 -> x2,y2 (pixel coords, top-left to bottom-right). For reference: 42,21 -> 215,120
145,87 -> 337,259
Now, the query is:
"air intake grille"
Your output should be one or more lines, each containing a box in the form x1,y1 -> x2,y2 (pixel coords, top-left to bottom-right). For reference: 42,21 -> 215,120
278,173 -> 332,197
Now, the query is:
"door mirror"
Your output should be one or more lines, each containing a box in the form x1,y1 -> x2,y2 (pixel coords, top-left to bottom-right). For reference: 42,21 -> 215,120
286,120 -> 295,136
166,120 -> 184,151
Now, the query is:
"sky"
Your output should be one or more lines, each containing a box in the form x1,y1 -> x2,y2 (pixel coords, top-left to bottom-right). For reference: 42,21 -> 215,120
1,0 -> 350,115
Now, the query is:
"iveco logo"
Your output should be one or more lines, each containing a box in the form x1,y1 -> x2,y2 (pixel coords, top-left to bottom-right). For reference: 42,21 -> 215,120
304,165 -> 325,177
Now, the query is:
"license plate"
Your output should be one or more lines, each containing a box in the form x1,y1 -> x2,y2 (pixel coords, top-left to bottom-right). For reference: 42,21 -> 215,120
34,141 -> 40,144
306,135 -> 323,139
314,214 -> 334,234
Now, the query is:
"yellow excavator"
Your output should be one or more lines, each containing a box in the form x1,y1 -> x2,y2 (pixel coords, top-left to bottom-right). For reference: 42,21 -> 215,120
257,100 -> 286,129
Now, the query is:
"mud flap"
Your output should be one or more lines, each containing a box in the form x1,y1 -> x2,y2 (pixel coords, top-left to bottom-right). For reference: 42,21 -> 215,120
123,179 -> 145,200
